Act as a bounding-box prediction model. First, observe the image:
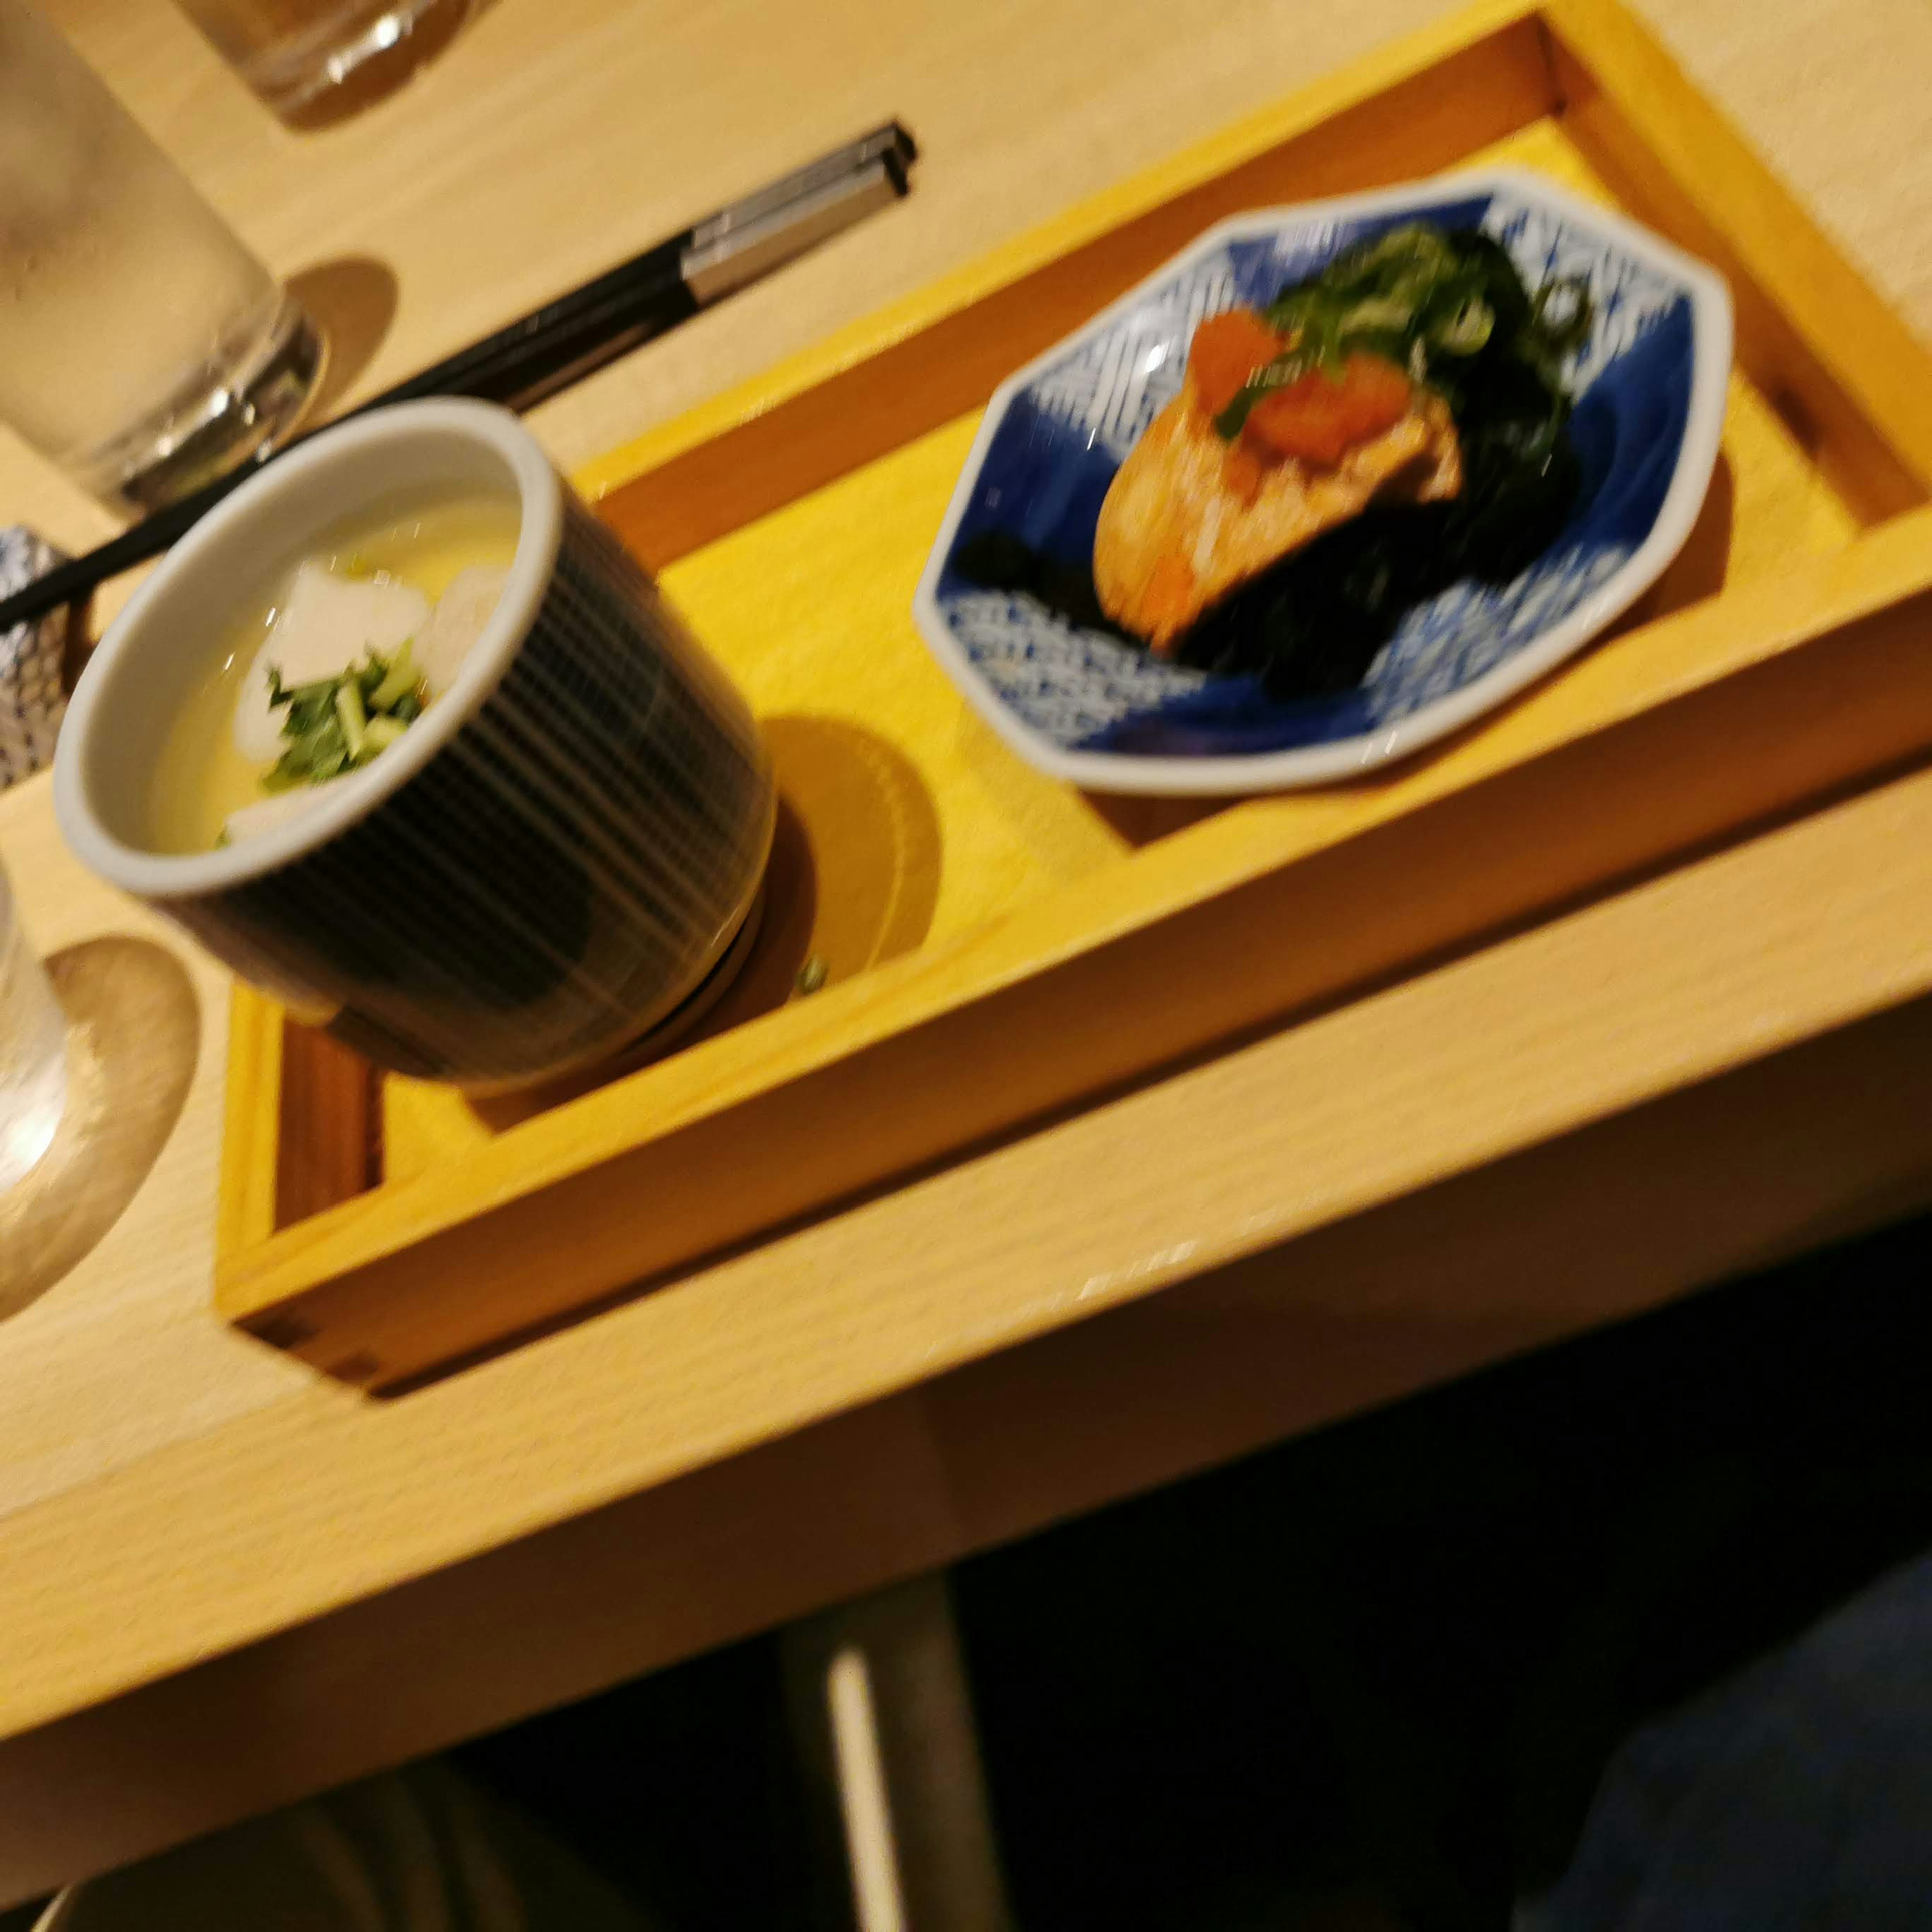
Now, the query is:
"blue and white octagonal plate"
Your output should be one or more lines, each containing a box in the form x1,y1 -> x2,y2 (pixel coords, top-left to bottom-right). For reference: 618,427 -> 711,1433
911,168 -> 1732,795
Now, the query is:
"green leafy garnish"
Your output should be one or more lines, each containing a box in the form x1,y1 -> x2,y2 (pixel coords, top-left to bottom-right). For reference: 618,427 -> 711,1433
334,677 -> 368,760
367,640 -> 422,713
260,645 -> 430,792
1211,223 -> 1593,446
360,714 -> 410,756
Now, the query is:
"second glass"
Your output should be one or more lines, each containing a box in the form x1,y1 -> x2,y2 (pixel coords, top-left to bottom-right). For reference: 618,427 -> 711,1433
0,0 -> 325,515
0,854 -> 65,1198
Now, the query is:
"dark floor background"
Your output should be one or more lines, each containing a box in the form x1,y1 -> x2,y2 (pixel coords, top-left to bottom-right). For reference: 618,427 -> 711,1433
952,1206 -> 1932,1929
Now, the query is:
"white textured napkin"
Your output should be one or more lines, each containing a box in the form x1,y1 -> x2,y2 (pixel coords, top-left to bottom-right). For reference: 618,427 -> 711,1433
1,528 -> 70,790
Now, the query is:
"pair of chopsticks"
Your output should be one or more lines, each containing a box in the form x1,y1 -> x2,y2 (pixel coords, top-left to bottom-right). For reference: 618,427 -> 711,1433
0,121 -> 916,639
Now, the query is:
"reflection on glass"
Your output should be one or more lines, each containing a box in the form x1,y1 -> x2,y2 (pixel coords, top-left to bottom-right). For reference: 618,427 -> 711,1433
0,857 -> 65,1197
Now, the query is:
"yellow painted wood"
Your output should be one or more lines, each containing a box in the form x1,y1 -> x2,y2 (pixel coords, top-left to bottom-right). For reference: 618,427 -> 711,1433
214,987 -> 284,1262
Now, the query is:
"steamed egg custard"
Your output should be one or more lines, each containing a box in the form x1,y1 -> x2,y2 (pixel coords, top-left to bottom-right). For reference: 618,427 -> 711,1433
147,490 -> 519,854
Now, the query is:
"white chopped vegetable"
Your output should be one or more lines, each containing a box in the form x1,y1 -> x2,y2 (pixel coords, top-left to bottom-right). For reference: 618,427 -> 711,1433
232,563 -> 430,762
415,564 -> 510,698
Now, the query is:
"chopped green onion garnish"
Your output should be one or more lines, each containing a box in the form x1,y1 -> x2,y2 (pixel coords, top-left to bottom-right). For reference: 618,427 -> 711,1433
368,641 -> 422,713
1432,296 -> 1494,354
260,639 -> 434,795
1220,223 -> 1592,445
359,714 -> 410,757
334,678 -> 368,760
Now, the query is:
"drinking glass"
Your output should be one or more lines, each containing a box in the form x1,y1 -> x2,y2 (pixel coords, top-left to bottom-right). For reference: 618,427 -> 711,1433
174,0 -> 473,130
0,856 -> 66,1197
0,0 -> 325,515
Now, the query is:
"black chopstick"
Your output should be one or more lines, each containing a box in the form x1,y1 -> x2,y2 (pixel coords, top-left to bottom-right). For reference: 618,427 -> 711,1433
0,120 -> 916,640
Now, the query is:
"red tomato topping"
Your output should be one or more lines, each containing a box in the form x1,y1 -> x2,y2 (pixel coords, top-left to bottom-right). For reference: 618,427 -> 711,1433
1241,352 -> 1412,466
1187,308 -> 1286,419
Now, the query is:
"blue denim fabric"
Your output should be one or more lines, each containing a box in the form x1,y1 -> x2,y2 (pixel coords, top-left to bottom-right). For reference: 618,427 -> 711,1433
1520,1551 -> 1932,1931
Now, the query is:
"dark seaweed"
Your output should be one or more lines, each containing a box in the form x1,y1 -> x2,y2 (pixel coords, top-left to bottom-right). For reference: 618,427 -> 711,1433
957,226 -> 1587,702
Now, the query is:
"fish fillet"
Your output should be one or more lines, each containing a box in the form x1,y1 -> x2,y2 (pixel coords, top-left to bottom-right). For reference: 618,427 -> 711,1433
1094,387 -> 1463,653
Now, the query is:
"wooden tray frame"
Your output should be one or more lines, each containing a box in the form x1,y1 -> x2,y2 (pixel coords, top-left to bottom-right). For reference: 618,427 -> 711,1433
218,0 -> 1932,1388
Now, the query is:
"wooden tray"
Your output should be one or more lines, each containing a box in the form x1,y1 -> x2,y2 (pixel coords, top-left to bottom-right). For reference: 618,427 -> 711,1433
218,0 -> 1932,1389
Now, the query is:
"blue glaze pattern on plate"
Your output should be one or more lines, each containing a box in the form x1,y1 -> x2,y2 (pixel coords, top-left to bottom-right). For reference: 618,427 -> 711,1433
912,170 -> 1732,795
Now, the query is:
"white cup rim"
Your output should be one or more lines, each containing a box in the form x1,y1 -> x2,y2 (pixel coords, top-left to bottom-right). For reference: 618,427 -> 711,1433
54,398 -> 564,900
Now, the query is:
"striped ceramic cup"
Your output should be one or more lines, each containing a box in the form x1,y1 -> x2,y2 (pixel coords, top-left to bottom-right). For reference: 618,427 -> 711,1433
55,401 -> 774,1091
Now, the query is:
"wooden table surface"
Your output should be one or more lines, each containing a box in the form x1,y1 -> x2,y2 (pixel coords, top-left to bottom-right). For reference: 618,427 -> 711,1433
6,0 -> 1932,1900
